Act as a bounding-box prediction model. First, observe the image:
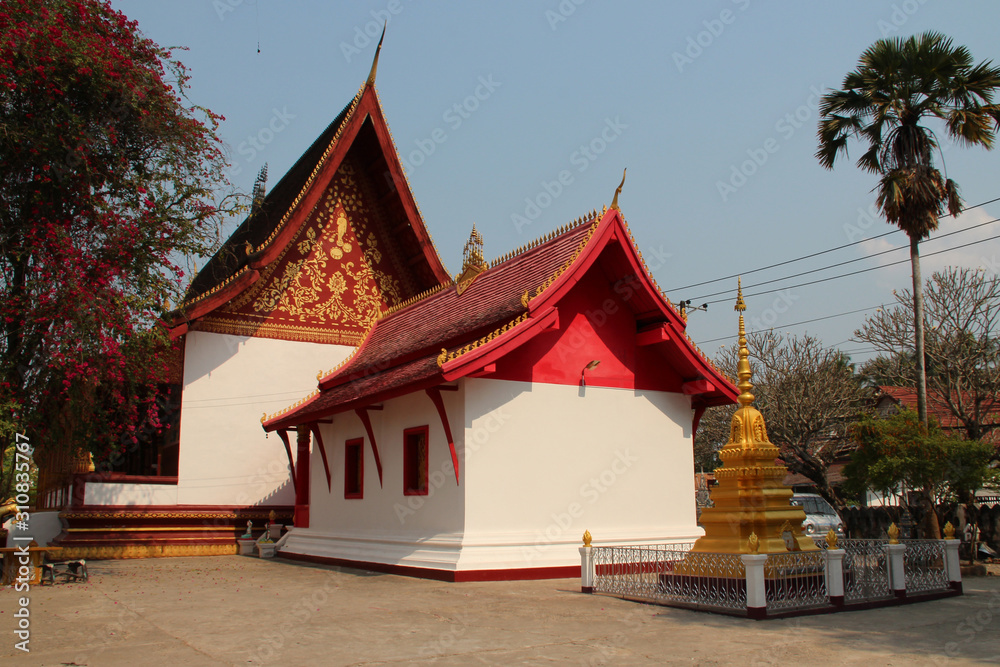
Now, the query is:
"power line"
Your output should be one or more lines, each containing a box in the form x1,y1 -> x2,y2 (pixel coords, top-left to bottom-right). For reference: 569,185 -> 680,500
667,196 -> 1000,293
696,302 -> 890,345
703,232 -> 1000,306
688,217 -> 1000,302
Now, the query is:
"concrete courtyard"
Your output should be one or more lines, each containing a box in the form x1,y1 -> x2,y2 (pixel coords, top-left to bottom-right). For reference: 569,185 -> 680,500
1,555 -> 999,665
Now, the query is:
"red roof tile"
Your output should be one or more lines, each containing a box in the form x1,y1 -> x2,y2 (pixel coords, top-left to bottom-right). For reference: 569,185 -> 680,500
264,209 -> 737,430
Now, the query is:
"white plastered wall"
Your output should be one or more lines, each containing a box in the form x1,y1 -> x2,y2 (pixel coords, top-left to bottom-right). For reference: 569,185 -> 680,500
459,378 -> 699,571
284,376 -> 699,575
168,331 -> 353,506
285,385 -> 467,570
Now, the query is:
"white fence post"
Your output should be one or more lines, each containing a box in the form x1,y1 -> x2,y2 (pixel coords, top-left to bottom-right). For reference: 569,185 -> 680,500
885,543 -> 907,598
580,530 -> 595,594
943,539 -> 962,593
741,554 -> 768,619
824,548 -> 846,607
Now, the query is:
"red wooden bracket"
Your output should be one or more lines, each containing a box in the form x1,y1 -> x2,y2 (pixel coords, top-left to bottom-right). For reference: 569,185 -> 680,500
277,429 -> 296,492
425,387 -> 459,485
310,422 -> 332,493
355,408 -> 384,488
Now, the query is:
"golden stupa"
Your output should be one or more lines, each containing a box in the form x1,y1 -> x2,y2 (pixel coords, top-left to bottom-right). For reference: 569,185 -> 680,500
690,279 -> 816,554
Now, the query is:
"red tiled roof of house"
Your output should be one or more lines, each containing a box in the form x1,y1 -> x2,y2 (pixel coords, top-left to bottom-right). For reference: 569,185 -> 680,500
876,385 -> 1000,444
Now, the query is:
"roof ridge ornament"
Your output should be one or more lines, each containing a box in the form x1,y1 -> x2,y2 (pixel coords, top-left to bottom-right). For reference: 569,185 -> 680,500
456,224 -> 487,294
366,22 -> 386,87
610,168 -> 627,211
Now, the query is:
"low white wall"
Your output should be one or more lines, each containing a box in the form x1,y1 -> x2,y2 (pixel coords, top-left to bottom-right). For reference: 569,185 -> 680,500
297,387 -> 466,567
285,377 -> 701,575
84,482 -> 178,506
175,331 -> 353,506
460,379 -> 700,571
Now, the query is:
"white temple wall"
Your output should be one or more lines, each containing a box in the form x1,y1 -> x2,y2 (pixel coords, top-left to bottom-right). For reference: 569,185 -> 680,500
172,331 -> 353,506
457,378 -> 700,571
290,385 -> 466,570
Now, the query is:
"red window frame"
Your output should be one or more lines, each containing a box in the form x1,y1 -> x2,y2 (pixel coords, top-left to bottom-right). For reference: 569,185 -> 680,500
403,426 -> 429,496
344,438 -> 364,499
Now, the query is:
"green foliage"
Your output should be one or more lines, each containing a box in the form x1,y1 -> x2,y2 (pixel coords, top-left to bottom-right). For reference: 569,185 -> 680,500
844,408 -> 995,503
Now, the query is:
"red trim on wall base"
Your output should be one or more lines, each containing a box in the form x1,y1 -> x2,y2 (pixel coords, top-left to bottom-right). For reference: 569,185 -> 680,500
581,586 -> 594,594
278,552 -> 580,582
747,606 -> 767,620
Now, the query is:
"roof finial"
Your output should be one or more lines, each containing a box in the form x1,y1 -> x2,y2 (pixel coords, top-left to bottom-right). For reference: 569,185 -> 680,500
461,224 -> 485,273
610,168 -> 627,211
251,163 -> 268,216
735,277 -> 754,407
366,22 -> 386,87
456,224 -> 486,294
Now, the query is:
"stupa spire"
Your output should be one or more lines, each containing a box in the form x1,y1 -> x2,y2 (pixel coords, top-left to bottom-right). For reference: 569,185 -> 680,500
735,277 -> 754,407
683,280 -> 816,554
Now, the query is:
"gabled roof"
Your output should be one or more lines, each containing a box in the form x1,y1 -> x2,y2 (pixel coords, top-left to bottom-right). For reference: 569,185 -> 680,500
264,207 -> 738,431
168,80 -> 450,336
876,385 -> 1000,443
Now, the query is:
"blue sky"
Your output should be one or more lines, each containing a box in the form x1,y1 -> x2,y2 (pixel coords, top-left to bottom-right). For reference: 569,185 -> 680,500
112,0 -> 1000,362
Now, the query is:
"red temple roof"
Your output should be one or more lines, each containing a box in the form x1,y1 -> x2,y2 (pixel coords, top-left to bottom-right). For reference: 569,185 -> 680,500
168,81 -> 450,339
264,207 -> 738,431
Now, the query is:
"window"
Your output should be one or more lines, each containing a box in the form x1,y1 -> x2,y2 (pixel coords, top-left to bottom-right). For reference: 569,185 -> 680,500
403,426 -> 428,496
344,438 -> 364,499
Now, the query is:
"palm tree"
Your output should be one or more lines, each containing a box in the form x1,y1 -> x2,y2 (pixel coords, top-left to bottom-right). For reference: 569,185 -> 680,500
817,31 -> 1000,428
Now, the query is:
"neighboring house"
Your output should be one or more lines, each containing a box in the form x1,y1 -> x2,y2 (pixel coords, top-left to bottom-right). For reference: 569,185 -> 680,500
47,67 -> 451,558
261,204 -> 737,580
875,386 -> 1000,447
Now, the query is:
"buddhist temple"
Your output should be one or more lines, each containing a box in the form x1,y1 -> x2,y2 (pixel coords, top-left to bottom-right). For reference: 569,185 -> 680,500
39,41 -> 740,574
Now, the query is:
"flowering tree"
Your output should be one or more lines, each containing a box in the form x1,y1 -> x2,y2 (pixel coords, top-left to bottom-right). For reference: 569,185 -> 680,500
0,0 -> 239,486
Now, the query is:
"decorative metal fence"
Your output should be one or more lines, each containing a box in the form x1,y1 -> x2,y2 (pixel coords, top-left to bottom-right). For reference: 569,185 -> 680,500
591,543 -> 746,612
591,543 -> 693,601
841,539 -> 892,603
765,551 -> 828,611
657,551 -> 747,611
903,539 -> 949,594
587,535 -> 956,616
